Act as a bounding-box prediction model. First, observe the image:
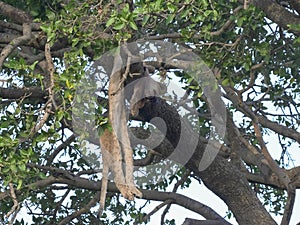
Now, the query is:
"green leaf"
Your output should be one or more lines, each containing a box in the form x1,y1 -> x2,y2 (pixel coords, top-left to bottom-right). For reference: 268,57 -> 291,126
204,10 -> 211,17
129,21 -> 138,30
180,9 -> 189,19
197,91 -> 203,98
10,164 -> 17,173
167,3 -> 177,13
106,17 -> 115,27
154,0 -> 162,11
57,110 -> 64,121
29,61 -> 39,70
72,38 -> 80,47
237,17 -> 244,27
142,14 -> 150,26
166,14 -> 175,24
20,149 -> 29,157
113,22 -> 126,30
17,179 -> 23,190
222,78 -> 231,86
46,11 -> 56,20
39,173 -> 47,179
18,163 -> 26,172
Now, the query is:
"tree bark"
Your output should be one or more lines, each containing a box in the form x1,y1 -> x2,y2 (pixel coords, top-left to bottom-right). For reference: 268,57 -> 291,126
138,98 -> 277,225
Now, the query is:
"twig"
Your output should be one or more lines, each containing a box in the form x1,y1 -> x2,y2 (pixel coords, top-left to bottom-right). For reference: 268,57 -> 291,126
161,169 -> 191,224
134,199 -> 173,225
32,42 -> 55,133
281,189 -> 296,225
46,134 -> 76,165
223,85 -> 300,142
210,6 -> 243,36
58,192 -> 100,225
240,61 -> 265,95
50,189 -> 71,223
5,183 -> 20,225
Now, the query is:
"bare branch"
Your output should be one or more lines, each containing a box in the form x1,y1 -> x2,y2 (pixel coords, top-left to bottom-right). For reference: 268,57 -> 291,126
224,86 -> 300,143
286,0 -> 300,13
161,169 -> 191,224
257,114 -> 300,143
46,134 -> 76,165
281,189 -> 296,225
0,20 -> 23,32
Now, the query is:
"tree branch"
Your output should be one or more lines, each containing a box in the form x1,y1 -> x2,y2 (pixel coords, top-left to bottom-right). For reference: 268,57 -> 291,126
0,86 -> 47,100
134,199 -> 173,225
0,1 -> 32,24
23,165 -> 230,223
0,23 -> 32,69
5,183 -> 20,225
286,0 -> 300,14
182,218 -> 231,225
257,114 -> 300,143
58,192 -> 100,225
248,0 -> 300,36
224,86 -> 300,143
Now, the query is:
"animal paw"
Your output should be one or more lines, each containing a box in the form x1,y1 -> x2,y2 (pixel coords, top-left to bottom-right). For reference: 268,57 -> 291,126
116,184 -> 142,200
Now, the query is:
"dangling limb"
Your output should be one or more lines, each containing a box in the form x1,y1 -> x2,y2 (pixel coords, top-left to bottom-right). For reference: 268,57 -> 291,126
119,105 -> 142,198
98,132 -> 109,216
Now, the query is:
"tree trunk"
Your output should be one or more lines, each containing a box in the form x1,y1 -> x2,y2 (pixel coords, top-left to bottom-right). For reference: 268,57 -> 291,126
139,98 -> 277,225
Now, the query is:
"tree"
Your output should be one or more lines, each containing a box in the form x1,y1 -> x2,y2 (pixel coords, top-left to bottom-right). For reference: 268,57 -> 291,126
0,0 -> 299,224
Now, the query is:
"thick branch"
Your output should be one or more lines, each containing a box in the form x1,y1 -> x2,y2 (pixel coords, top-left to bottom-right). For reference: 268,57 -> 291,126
248,0 -> 300,36
137,98 -> 277,225
25,171 -> 230,224
0,86 -> 47,101
183,218 -> 230,225
0,23 -> 32,69
0,1 -> 32,24
257,114 -> 300,143
286,0 -> 300,13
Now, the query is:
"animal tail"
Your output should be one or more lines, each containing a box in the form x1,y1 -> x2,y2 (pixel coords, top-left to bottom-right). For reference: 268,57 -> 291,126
98,152 -> 109,217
